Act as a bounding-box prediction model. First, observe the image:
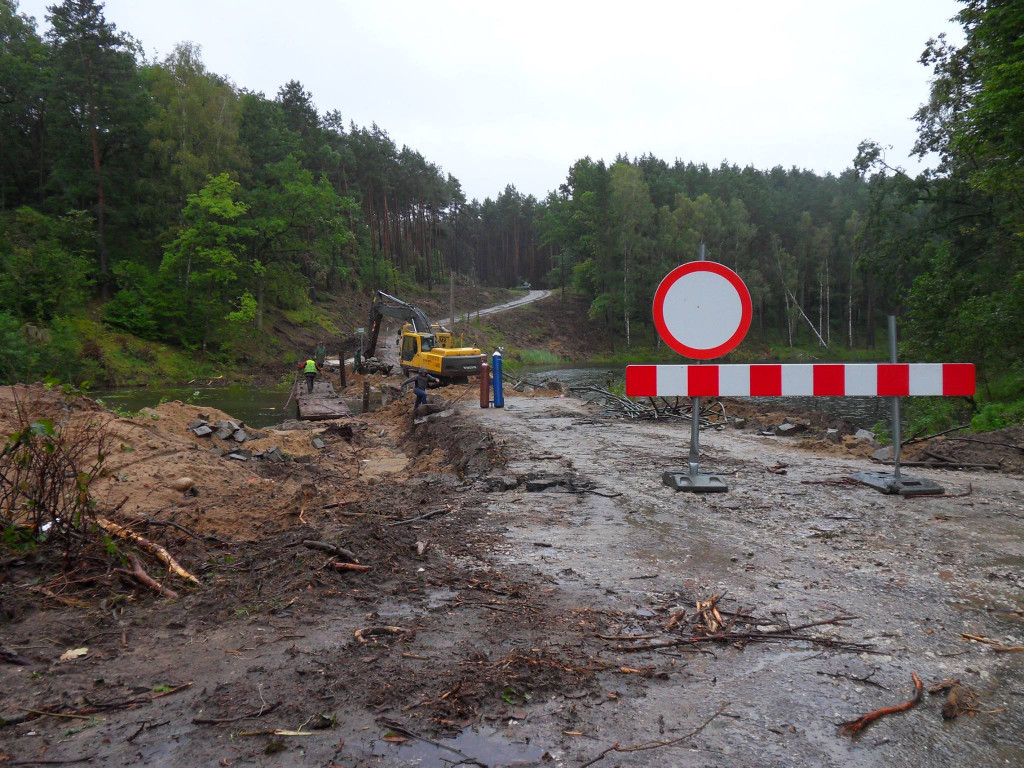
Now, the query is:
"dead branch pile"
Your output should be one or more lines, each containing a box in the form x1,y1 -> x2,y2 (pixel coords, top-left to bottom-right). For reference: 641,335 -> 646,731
570,386 -> 729,426
0,388 -> 111,563
606,593 -> 868,654
404,648 -> 594,724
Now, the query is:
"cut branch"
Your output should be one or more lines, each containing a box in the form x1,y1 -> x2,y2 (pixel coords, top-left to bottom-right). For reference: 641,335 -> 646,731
97,517 -> 199,584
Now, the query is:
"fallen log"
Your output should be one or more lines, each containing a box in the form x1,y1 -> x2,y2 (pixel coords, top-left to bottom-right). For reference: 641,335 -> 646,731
193,701 -> 282,724
114,555 -> 180,599
96,518 -> 199,584
303,539 -> 358,563
329,560 -> 370,573
944,436 -> 1024,452
839,672 -> 922,735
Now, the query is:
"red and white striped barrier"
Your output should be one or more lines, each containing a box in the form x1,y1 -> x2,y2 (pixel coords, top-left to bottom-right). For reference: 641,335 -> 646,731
625,363 -> 975,398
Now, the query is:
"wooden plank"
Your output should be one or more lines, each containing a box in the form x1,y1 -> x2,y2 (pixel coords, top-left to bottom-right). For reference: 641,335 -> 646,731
296,378 -> 352,420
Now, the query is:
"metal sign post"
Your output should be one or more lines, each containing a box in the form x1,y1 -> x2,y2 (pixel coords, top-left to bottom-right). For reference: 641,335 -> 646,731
850,316 -> 944,496
657,243 -> 743,493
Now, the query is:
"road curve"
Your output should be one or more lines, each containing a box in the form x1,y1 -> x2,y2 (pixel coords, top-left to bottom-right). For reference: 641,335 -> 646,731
468,289 -> 552,319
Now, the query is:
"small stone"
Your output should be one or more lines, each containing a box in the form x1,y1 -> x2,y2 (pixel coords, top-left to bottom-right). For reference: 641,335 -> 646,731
825,428 -> 840,443
170,477 -> 194,492
188,419 -> 207,431
232,429 -> 248,443
192,425 -> 213,437
854,428 -> 876,443
311,437 -> 326,450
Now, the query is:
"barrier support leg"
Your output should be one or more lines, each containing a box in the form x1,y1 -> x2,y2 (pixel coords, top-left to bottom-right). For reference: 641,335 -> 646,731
851,315 -> 943,496
662,396 -> 728,493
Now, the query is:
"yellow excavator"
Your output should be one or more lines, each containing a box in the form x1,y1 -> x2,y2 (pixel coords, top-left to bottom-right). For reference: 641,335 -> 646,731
358,291 -> 483,380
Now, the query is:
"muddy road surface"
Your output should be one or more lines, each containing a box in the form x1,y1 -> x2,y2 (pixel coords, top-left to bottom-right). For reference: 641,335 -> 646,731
1,388 -> 1022,767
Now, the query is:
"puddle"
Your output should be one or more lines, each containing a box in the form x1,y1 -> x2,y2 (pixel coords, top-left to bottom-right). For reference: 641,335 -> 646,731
372,725 -> 545,767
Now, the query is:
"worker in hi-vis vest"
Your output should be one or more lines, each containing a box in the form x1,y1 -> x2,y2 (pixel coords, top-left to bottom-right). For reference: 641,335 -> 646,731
298,357 -> 322,393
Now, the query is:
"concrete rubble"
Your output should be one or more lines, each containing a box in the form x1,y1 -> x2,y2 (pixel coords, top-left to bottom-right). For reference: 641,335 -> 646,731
188,416 -> 279,461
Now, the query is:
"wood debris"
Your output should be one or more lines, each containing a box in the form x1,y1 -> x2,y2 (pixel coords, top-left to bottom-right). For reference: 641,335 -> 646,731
96,517 -> 199,584
839,672 -> 922,735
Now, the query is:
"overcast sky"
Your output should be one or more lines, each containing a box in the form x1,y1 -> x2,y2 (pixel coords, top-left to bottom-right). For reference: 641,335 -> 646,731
17,0 -> 964,202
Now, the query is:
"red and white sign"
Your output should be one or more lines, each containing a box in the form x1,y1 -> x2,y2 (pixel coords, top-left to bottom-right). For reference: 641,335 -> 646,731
625,363 -> 976,398
653,261 -> 752,360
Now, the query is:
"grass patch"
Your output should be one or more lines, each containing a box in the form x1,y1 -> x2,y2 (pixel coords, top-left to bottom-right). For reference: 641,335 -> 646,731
282,305 -> 338,334
514,349 -> 562,365
66,318 -> 217,387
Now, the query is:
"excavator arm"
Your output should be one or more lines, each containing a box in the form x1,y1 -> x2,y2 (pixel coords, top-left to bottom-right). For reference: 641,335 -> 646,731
363,291 -> 432,359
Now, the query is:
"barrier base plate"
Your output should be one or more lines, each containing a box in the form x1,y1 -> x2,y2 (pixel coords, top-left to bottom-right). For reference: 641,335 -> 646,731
662,470 -> 729,493
850,471 -> 944,497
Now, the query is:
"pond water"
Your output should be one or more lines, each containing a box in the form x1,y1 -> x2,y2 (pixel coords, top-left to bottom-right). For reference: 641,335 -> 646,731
91,383 -> 372,428
93,362 -> 893,431
519,362 -> 891,429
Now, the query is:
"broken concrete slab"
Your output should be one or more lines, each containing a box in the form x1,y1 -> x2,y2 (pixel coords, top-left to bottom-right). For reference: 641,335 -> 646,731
776,422 -> 807,436
192,425 -> 213,437
854,428 -> 876,443
413,408 -> 456,425
188,419 -> 208,431
871,445 -> 895,461
484,474 -> 521,492
524,473 -> 594,493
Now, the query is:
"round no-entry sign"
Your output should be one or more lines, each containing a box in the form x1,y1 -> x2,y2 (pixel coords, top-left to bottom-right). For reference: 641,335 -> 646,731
653,261 -> 752,359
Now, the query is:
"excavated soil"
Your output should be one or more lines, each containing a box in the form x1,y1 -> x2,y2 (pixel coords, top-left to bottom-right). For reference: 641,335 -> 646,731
2,383 -> 1023,768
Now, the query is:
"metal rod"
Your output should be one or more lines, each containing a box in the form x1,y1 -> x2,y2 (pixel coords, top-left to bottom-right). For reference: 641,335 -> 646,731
689,396 -> 701,477
888,315 -> 901,486
689,241 -> 707,478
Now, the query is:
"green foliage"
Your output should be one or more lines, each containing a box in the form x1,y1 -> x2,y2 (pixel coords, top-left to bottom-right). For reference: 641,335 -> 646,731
159,173 -> 254,349
0,207 -> 92,322
971,400 -> 1024,432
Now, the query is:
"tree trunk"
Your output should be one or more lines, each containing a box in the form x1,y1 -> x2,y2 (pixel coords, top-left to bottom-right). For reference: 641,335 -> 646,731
82,51 -> 110,299
623,246 -> 631,350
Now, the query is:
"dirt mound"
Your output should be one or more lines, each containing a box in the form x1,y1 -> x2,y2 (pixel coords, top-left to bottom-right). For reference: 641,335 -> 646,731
903,425 -> 1024,472
722,397 -> 859,434
401,407 -> 504,477
0,383 -> 105,425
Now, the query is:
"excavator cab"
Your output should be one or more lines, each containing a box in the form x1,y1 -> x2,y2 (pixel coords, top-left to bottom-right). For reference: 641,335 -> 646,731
400,332 -> 437,362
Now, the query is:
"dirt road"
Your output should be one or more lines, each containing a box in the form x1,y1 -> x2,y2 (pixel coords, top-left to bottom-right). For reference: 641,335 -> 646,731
2,388 -> 1021,767
471,395 -> 1024,766
472,289 -> 552,318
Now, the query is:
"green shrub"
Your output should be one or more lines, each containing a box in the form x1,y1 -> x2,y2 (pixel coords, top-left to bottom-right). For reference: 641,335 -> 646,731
971,400 -> 1024,432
